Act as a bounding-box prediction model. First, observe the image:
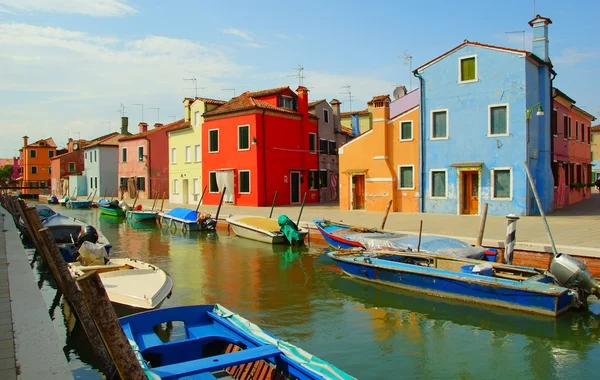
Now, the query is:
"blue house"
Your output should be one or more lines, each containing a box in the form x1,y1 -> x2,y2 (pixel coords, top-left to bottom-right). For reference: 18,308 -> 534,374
414,15 -> 554,216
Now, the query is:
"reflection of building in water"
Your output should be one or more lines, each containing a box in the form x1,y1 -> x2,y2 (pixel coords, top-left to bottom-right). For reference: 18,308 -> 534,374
354,305 -> 422,343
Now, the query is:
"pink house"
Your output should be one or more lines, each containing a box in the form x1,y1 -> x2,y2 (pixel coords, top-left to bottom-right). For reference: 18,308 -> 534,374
118,120 -> 185,200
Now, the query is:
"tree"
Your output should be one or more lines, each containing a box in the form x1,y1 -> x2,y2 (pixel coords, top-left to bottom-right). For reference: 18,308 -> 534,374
0,165 -> 13,182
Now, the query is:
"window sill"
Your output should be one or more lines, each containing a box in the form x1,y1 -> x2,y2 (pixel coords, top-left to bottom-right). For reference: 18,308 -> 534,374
430,137 -> 449,141
399,138 -> 414,142
458,79 -> 479,84
208,151 -> 219,154
430,196 -> 447,200
490,197 -> 513,201
239,192 -> 251,195
237,148 -> 251,152
398,187 -> 415,190
487,133 -> 509,137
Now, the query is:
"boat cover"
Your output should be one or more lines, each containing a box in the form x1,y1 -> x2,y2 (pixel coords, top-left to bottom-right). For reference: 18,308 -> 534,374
278,215 -> 302,244
36,205 -> 56,220
213,304 -> 355,380
165,208 -> 198,221
345,233 -> 486,259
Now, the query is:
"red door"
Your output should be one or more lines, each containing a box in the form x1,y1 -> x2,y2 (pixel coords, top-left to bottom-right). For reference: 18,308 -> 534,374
352,175 -> 365,210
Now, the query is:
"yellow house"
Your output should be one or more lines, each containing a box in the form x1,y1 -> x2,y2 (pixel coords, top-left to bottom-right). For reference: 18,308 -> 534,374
168,97 -> 225,205
339,89 -> 420,212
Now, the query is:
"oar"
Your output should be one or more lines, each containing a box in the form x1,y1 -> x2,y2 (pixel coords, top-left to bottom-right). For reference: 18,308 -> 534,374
295,192 -> 307,226
268,191 -> 278,219
195,185 -> 208,213
214,187 -> 227,226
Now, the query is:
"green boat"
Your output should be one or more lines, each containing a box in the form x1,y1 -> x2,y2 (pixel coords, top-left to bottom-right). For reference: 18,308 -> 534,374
126,210 -> 158,222
99,204 -> 126,217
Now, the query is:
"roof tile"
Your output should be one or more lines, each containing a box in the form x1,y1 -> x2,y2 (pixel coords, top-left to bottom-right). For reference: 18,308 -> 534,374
118,119 -> 186,142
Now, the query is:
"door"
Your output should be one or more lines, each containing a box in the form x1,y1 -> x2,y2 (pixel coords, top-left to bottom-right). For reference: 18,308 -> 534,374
182,179 -> 189,204
352,175 -> 365,210
290,172 -> 301,204
461,171 -> 479,215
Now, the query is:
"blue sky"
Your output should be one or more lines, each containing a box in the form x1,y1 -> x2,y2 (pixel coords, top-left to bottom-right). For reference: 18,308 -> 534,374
0,0 -> 598,156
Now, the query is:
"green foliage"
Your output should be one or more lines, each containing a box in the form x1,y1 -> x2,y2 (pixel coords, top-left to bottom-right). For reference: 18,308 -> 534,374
0,165 -> 13,181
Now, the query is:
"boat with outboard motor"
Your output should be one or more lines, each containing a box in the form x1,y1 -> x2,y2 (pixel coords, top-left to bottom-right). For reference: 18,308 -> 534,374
158,208 -> 217,231
226,214 -> 307,245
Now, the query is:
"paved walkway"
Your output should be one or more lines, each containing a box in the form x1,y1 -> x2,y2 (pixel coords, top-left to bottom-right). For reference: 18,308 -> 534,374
0,215 -> 17,379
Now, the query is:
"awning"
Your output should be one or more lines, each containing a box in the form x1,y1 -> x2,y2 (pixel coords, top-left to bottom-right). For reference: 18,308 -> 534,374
450,162 -> 483,168
343,168 -> 368,174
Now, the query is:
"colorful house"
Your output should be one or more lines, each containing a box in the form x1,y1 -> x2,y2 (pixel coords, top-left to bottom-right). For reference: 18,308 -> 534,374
551,88 -> 596,208
50,138 -> 88,197
339,90 -> 420,212
118,119 -> 185,200
308,98 -> 353,202
17,136 -> 57,195
591,125 -> 600,181
414,15 -> 555,216
168,97 -> 225,205
340,107 -> 372,135
201,86 -> 319,206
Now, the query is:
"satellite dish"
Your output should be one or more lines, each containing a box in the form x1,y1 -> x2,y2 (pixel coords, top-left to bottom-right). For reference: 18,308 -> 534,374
73,143 -> 79,150
393,86 -> 407,100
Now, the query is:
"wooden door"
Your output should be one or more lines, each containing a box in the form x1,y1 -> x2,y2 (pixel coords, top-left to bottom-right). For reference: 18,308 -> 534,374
182,179 -> 189,204
290,172 -> 300,203
352,175 -> 365,210
461,171 -> 479,215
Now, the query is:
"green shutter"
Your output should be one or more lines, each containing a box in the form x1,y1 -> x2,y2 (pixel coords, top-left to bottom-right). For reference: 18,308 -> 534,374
401,122 -> 412,140
494,170 -> 511,198
460,57 -> 476,81
400,167 -> 413,188
433,111 -> 447,138
432,171 -> 446,197
490,106 -> 507,135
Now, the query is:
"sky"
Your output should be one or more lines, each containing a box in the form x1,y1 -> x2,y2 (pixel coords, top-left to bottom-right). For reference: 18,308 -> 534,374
0,0 -> 598,156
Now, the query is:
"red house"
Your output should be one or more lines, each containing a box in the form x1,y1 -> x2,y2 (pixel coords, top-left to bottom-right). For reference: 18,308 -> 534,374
49,138 -> 88,196
202,86 -> 319,206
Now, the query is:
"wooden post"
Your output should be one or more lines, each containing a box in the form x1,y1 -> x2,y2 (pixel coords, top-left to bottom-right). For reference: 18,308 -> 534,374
296,192 -> 308,227
15,201 -> 44,255
195,185 -> 208,213
268,191 -> 278,219
151,190 -> 158,211
214,187 -> 227,225
160,191 -> 166,212
87,188 -> 97,201
131,191 -> 139,210
380,199 -> 393,230
76,271 -> 146,380
476,203 -> 489,246
416,220 -> 423,252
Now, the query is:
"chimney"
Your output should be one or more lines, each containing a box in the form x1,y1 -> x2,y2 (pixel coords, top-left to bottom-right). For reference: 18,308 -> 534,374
138,122 -> 149,133
22,135 -> 29,147
154,123 -> 164,129
183,98 -> 192,123
529,14 -> 552,63
330,99 -> 341,116
296,86 -> 309,116
121,117 -> 129,135
372,95 -> 391,157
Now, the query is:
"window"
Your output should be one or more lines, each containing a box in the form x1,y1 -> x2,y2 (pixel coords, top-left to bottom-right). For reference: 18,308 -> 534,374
171,148 -> 177,164
492,168 -> 512,199
587,125 -> 591,144
85,152 -> 88,160
94,177 -> 98,189
89,151 -> 93,162
319,170 -> 328,189
94,151 -> 97,162
323,109 -> 329,124
563,115 -> 568,137
581,123 -> 585,142
30,150 -> 36,158
31,166 -> 37,174
121,148 -> 127,162
551,162 -> 558,187
136,177 -> 145,191
208,129 -> 219,153
239,170 -> 250,194
193,178 -> 200,194
90,177 -> 93,189
120,177 -> 127,190
576,121 -> 579,140
568,117 -> 572,138
309,133 -> 316,153
430,170 -> 447,198
185,146 -> 191,163
551,109 -> 558,136
209,172 -> 218,193
172,179 -> 179,194
238,125 -> 250,150
280,95 -> 294,110
68,162 -> 75,172
194,111 -> 200,126
489,105 -> 508,136
459,55 -> 477,83
48,150 -> 54,158
431,110 -> 448,139
319,139 -> 328,154
308,170 -> 319,190
138,146 -> 144,161
48,166 -> 52,174
398,165 -> 414,189
328,141 -> 336,155
194,145 -> 200,162
400,121 -> 413,141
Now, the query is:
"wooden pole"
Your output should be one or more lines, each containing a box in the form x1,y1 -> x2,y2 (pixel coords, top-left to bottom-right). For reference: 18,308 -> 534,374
160,191 -> 166,212
296,192 -> 308,226
151,190 -> 158,211
268,191 -> 278,219
131,191 -> 139,210
416,220 -> 423,252
476,203 -> 489,246
380,199 -> 393,230
76,271 -> 146,380
214,187 -> 227,225
87,188 -> 97,201
195,185 -> 208,213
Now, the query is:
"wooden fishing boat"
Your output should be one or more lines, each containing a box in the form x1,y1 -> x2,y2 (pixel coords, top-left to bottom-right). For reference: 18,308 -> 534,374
328,250 -> 581,317
119,304 -> 355,380
99,203 -> 126,217
126,209 -> 158,222
68,199 -> 92,208
226,215 -> 307,245
159,208 -> 216,231
69,258 -> 173,314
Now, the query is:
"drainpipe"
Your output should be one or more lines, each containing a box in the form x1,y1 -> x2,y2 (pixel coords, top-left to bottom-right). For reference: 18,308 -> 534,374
413,70 -> 425,213
262,110 -> 267,206
146,138 -> 150,199
317,116 -> 321,203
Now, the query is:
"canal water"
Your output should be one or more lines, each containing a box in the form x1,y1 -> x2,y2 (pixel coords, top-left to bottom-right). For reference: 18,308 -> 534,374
28,205 -> 600,379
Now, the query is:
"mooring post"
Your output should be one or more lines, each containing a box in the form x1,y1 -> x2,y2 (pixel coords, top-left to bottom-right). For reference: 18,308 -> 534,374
76,271 -> 147,380
380,199 -> 393,230
476,203 -> 489,246
214,187 -> 227,225
268,191 -> 278,219
416,220 -> 423,252
504,213 -> 520,264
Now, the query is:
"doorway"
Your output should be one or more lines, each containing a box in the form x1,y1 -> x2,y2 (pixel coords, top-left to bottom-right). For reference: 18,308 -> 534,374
461,171 -> 479,215
290,171 -> 301,204
352,174 -> 365,210
182,179 -> 189,204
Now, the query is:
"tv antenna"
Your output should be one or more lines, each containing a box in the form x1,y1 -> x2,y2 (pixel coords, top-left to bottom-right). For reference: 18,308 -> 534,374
505,31 -> 525,50
132,103 -> 144,122
288,64 -> 305,86
222,88 -> 236,97
340,85 -> 353,112
117,103 -> 126,117
102,121 -> 112,133
149,107 -> 160,123
168,115 -> 176,122
400,50 -> 413,91
183,76 -> 205,97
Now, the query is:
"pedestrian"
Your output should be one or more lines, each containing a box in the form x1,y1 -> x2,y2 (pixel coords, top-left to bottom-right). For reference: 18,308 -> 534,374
595,178 -> 600,193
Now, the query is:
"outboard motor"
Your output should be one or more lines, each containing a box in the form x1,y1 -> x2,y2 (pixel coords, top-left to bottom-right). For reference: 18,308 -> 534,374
550,253 -> 600,302
77,225 -> 99,245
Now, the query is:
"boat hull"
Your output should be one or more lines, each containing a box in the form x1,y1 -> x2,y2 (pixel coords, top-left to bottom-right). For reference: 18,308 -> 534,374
314,220 -> 364,249
329,254 -> 576,317
227,215 -> 308,245
127,211 -> 158,222
229,222 -> 286,244
68,200 -> 92,208
99,205 -> 125,217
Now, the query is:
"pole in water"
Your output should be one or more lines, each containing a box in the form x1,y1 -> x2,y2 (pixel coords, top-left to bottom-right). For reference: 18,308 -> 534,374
160,191 -> 166,212
417,220 -> 423,252
476,203 -> 489,246
214,187 -> 227,225
268,191 -> 278,219
151,190 -> 158,210
296,192 -> 308,226
504,213 -> 520,264
196,185 -> 208,213
380,199 -> 393,230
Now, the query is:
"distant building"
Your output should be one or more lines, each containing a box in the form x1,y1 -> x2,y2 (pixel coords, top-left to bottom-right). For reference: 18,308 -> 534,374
50,138 -> 89,197
17,136 -> 57,195
591,125 -> 600,181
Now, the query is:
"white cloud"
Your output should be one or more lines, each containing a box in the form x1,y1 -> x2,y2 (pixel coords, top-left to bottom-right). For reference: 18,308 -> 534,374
0,0 -> 136,17
553,48 -> 600,65
221,28 -> 253,41
236,41 -> 265,49
0,5 -> 15,13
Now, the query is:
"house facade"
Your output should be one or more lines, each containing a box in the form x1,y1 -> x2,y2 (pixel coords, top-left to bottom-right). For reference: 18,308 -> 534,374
340,108 -> 371,135
415,15 -> 554,216
339,90 -> 420,212
201,86 -> 319,207
168,97 -> 225,205
50,138 -> 88,197
591,125 -> 600,181
18,136 -> 57,195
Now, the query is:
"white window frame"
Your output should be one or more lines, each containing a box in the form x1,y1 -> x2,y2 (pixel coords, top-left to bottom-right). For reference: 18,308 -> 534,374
137,145 -> 144,162
281,95 -> 294,110
194,110 -> 200,126
172,178 -> 179,194
208,171 -> 219,193
309,133 -> 317,154
192,178 -> 200,195
491,167 -> 513,200
121,148 -> 127,163
458,54 -> 478,84
194,145 -> 200,162
429,169 -> 448,199
323,109 -> 329,124
399,120 -> 413,141
237,125 -> 250,151
430,109 -> 449,140
487,103 -> 510,137
185,145 -> 191,163
398,165 -> 415,190
238,170 -> 251,194
68,162 -> 75,172
208,129 -> 219,153
171,148 -> 177,164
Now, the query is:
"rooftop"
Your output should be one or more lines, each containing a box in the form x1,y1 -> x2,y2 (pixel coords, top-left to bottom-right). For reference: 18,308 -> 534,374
118,119 -> 186,141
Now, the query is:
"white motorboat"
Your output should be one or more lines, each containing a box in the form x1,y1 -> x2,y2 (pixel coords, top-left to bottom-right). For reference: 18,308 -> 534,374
226,214 -> 308,244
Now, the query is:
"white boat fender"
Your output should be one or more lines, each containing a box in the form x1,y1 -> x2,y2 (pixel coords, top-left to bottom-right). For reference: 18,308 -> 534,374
472,263 -> 494,276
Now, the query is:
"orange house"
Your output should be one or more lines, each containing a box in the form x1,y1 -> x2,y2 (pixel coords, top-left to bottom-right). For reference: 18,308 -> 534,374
339,89 -> 420,212
18,136 -> 57,195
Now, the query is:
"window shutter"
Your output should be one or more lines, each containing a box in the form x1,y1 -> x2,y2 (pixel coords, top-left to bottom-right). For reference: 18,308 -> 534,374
293,97 -> 297,111
277,95 -> 282,107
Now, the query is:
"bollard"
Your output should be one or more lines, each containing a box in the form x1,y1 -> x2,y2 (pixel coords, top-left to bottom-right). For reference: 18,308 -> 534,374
504,213 -> 520,264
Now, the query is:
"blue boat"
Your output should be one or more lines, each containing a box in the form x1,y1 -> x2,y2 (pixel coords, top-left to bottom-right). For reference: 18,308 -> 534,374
120,304 -> 354,380
68,199 -> 92,208
327,250 -> 580,317
158,208 -> 216,232
97,199 -> 111,207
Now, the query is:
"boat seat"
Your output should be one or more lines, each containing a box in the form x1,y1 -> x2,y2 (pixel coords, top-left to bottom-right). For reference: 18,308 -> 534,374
149,344 -> 281,379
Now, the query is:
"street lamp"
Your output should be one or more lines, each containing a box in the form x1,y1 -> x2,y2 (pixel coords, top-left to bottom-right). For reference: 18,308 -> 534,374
526,102 -> 544,121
